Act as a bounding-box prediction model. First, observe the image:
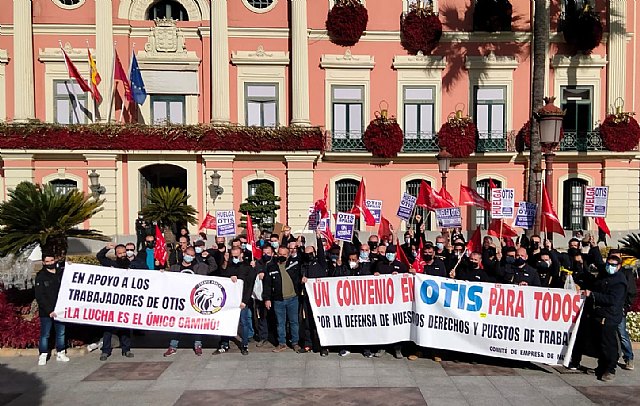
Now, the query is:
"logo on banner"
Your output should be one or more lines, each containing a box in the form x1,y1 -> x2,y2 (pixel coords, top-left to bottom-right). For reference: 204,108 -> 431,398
190,280 -> 227,315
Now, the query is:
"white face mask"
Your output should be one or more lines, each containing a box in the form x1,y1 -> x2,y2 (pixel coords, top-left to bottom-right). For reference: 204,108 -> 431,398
349,261 -> 358,269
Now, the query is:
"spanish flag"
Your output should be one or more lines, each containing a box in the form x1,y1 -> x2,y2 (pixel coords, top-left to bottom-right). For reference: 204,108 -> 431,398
87,48 -> 102,104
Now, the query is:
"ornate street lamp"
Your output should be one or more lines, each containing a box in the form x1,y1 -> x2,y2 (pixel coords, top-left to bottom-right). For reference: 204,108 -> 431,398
88,169 -> 106,199
209,170 -> 224,200
532,164 -> 543,234
436,146 -> 452,190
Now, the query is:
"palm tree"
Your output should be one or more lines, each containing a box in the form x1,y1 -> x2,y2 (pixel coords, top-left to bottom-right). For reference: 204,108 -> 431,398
620,233 -> 640,259
0,181 -> 108,259
140,187 -> 197,234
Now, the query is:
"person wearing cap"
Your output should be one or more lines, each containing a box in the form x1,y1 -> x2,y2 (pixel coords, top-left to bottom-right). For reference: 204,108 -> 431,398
373,245 -> 408,275
193,239 -> 218,275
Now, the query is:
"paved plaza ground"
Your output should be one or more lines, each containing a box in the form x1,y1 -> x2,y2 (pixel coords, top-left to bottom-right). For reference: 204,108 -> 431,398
0,333 -> 637,406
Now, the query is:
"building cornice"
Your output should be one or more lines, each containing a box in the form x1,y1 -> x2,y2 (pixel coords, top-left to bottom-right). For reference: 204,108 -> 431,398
38,43 -> 94,63
551,54 -> 608,69
465,51 -> 519,70
392,54 -> 446,70
320,50 -> 375,70
231,46 -> 290,66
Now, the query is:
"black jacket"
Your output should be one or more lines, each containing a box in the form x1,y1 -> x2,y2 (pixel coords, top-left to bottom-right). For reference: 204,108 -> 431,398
221,261 -> 257,304
333,261 -> 372,277
374,258 -> 409,275
134,248 -> 164,270
262,258 -> 302,301
457,266 -> 492,283
168,262 -> 210,275
35,268 -> 62,316
423,259 -> 448,278
302,237 -> 328,279
97,247 -> 130,269
588,270 -> 627,325
621,267 -> 638,312
504,264 -> 542,287
195,252 -> 219,275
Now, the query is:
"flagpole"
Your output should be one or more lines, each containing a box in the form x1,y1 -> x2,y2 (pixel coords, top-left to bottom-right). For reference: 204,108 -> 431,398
85,40 -> 98,123
118,43 -> 134,123
106,42 -> 117,123
499,218 -> 504,245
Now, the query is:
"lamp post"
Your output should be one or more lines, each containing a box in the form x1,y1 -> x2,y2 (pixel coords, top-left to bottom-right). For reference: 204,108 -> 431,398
535,97 -> 564,241
436,147 -> 452,190
209,170 -> 224,201
532,164 -> 543,234
88,169 -> 106,199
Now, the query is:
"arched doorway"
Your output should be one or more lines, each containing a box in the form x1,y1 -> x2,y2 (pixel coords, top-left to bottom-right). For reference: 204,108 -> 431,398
139,164 -> 188,208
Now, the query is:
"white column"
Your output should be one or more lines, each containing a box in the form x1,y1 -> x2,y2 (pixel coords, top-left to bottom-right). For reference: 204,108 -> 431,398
95,0 -> 114,121
13,0 -> 35,121
607,0 -> 627,109
84,154 -> 119,236
211,0 -> 230,124
290,0 -> 311,126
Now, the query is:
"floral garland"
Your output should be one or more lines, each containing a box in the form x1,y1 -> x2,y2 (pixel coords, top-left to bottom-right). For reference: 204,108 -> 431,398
438,112 -> 477,158
515,119 -> 565,153
326,0 -> 368,47
473,0 -> 513,32
400,2 -> 442,55
0,123 -> 325,152
599,111 -> 640,152
363,112 -> 404,158
561,1 -> 603,55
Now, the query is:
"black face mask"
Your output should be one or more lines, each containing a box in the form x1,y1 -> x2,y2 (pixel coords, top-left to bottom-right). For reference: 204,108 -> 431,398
368,242 -> 379,250
262,254 -> 272,262
44,263 -> 56,270
531,242 -> 539,250
423,254 -> 433,262
304,252 -> 315,262
217,243 -> 226,249
514,258 -> 526,267
277,255 -> 287,263
568,248 -> 581,257
116,257 -> 131,268
505,256 -> 516,264
537,261 -> 549,269
146,241 -> 155,249
470,262 -> 480,269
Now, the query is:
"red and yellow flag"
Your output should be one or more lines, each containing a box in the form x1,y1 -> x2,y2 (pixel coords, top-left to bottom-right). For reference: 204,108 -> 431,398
87,48 -> 102,103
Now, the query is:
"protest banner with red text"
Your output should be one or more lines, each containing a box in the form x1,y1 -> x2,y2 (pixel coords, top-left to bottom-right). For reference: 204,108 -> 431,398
54,264 -> 243,336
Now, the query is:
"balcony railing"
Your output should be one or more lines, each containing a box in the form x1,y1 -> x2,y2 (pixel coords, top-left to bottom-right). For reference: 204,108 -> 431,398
403,133 -> 439,152
330,132 -> 366,151
559,131 -> 605,152
476,131 -> 514,152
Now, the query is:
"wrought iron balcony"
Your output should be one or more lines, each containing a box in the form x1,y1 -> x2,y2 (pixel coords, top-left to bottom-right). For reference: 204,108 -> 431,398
330,132 -> 366,151
559,131 -> 604,152
403,133 -> 439,152
476,131 -> 515,153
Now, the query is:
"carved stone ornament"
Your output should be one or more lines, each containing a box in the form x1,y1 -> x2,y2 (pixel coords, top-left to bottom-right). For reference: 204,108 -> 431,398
144,18 -> 186,54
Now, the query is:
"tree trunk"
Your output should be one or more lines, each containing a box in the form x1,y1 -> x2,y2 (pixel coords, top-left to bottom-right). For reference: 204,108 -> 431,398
527,0 -> 548,236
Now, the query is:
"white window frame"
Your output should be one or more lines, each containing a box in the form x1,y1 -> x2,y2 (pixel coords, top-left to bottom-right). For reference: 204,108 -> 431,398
245,83 -> 279,127
473,86 -> 507,139
241,0 -> 278,14
53,79 -> 90,125
402,86 -> 436,139
150,95 -> 186,125
331,85 -> 364,139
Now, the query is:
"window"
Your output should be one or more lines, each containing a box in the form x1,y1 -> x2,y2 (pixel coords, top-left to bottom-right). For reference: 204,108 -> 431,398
54,80 -> 90,124
57,0 -> 81,5
563,179 -> 588,231
476,179 -> 502,229
49,179 -> 78,195
245,84 -> 278,127
403,87 -> 435,139
246,0 -> 274,9
335,179 -> 360,229
561,86 -> 593,132
406,179 -> 432,230
332,86 -> 364,139
151,95 -> 185,125
147,0 -> 189,21
473,86 -> 506,138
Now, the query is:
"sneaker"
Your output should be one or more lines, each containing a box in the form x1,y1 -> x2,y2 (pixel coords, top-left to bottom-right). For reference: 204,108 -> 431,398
163,347 -> 177,357
256,339 -> 269,348
568,363 -> 581,371
373,350 -> 384,358
600,372 -> 615,382
87,340 -> 103,352
122,352 -> 134,358
624,360 -> 635,371
320,348 -> 329,357
213,346 -> 229,355
293,344 -> 302,353
241,346 -> 249,356
194,346 -> 202,356
393,349 -> 403,359
99,353 -> 109,361
300,346 -> 311,354
272,344 -> 288,353
56,350 -> 70,362
433,356 -> 442,363
363,350 -> 374,358
339,349 -> 350,357
38,354 -> 47,366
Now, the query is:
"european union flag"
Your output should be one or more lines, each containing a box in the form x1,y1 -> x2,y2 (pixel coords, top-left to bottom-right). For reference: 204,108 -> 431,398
130,52 -> 147,105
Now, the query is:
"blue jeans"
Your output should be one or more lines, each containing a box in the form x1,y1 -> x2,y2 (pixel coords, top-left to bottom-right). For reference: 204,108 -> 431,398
169,335 -> 202,349
246,307 -> 255,339
274,296 -> 299,346
101,328 -> 132,355
39,317 -> 65,354
240,307 -> 251,347
618,317 -> 634,361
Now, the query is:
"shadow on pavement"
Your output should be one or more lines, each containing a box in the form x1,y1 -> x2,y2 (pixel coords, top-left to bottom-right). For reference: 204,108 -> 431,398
0,363 -> 45,405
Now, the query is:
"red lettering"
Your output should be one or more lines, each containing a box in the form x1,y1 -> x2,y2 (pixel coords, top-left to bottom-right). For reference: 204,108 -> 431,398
488,288 -> 498,314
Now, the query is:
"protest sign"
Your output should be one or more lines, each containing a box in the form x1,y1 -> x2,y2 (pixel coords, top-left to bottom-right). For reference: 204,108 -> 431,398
54,264 -> 243,336
435,207 -> 462,228
335,212 -> 356,242
583,186 -> 608,218
366,199 -> 383,224
216,210 -> 236,237
397,193 -> 417,221
515,202 -> 537,229
308,206 -> 319,230
318,214 -> 331,232
491,188 -> 515,219
307,274 -> 584,366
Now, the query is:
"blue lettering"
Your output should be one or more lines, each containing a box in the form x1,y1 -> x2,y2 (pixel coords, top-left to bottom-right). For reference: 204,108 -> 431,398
441,283 -> 458,308
458,284 -> 467,309
466,286 -> 483,311
420,280 -> 439,304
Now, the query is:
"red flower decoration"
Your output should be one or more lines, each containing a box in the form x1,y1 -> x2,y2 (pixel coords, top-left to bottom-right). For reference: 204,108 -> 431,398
599,114 -> 640,152
515,120 -> 565,153
401,7 -> 442,55
0,124 -> 325,152
562,1 -> 603,55
326,0 -> 368,47
473,0 -> 513,32
438,113 -> 477,158
0,290 -> 40,349
363,114 -> 404,158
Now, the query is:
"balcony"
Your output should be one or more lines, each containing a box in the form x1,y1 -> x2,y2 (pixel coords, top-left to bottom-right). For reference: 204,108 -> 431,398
403,133 -> 439,152
476,131 -> 515,153
330,132 -> 366,151
559,131 -> 605,152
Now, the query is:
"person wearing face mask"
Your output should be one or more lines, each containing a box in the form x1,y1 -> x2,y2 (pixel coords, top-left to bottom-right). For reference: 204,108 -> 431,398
504,248 -> 541,287
210,237 -> 228,269
434,235 -> 449,261
238,236 -> 253,262
421,244 -> 447,277
401,230 -> 416,263
193,240 -> 218,275
169,235 -> 189,266
569,254 -> 627,381
164,246 -> 210,357
280,226 -> 297,247
133,234 -> 164,270
300,230 -> 329,355
269,234 -> 281,250
534,250 -> 558,288
253,245 -> 278,347
135,213 -> 148,252
263,246 -> 303,353
95,243 -> 134,361
445,242 -> 466,272
35,253 -> 69,366
373,245 -> 408,276
456,252 -> 491,282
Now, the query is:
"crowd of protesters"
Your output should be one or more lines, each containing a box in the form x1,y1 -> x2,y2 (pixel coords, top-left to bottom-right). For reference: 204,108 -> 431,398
34,215 -> 637,382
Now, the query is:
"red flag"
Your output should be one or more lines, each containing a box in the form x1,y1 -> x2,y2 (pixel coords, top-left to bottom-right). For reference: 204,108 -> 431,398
154,225 -> 168,267
489,178 -> 498,189
350,179 -> 376,226
114,50 -> 133,103
87,48 -> 102,103
437,186 -> 456,208
61,47 -> 91,93
395,238 -> 412,268
541,184 -> 565,237
246,214 -> 262,260
313,184 -> 329,219
459,184 -> 491,210
320,229 -> 334,251
487,219 -> 518,238
378,216 -> 392,240
199,212 -> 217,230
466,226 -> 482,254
417,181 -> 453,210
594,217 -> 611,237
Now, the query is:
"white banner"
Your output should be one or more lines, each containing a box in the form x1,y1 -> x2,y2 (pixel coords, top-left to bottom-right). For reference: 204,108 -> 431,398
583,186 -> 608,218
216,210 -> 237,237
435,207 -> 462,228
491,188 -> 515,219
54,264 -> 243,336
307,274 -> 584,365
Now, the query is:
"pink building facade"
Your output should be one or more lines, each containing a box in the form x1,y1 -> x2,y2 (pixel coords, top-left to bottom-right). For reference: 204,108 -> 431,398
0,0 -> 639,243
